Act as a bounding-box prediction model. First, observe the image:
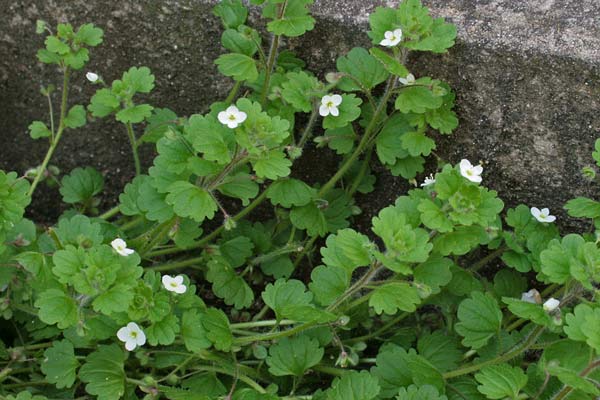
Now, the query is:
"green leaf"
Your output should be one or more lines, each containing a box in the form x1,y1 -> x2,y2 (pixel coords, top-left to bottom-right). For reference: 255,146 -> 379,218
474,364 -> 528,400
74,23 -> 104,46
405,17 -> 457,53
88,88 -> 120,117
34,288 -> 78,329
369,282 -> 421,314
546,364 -> 600,396
252,150 -> 291,180
502,298 -> 552,327
213,0 -> 248,29
54,214 -> 103,247
433,225 -> 487,256
367,7 -> 399,45
418,199 -> 453,232
372,205 -> 433,272
146,314 -> 180,346
564,197 -> 600,219
206,257 -> 254,309
493,269 -> 527,299
115,104 -> 154,124
64,104 -> 87,128
262,279 -> 313,320
395,85 -> 444,114
425,85 -> 458,134
187,114 -> 235,165
220,236 -> 254,268
122,66 -> 155,94
401,131 -> 436,156
320,228 -> 373,274
290,201 -> 328,237
28,121 -> 51,139
92,284 -> 133,315
413,255 -> 453,295
375,113 -> 413,165
417,331 -> 462,372
370,48 -> 409,77
539,234 -> 584,284
322,94 -> 362,129
141,108 -> 179,143
52,245 -> 85,284
396,385 -> 448,400
221,27 -> 258,57
281,71 -> 320,112
63,48 -> 89,70
267,335 -> 323,376
181,309 -> 212,353
60,167 -> 104,204
202,308 -> 233,351
41,340 -> 79,389
79,344 -> 126,400
581,308 -> 600,351
309,265 -> 349,306
326,370 -> 381,400
564,304 -> 594,342
336,47 -> 388,92
322,125 -> 356,155
267,178 -> 315,207
166,181 -> 217,222
45,35 -> 70,54
217,172 -> 259,206
265,0 -> 315,37
455,291 -> 502,349
390,155 -> 425,179
215,53 -> 258,82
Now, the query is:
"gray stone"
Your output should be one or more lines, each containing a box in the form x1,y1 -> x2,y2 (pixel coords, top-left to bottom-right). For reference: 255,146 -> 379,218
1,0 -> 599,230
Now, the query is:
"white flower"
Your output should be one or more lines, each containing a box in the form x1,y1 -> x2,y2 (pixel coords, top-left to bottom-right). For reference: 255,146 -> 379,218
380,28 -> 403,47
319,94 -> 343,117
117,322 -> 146,351
399,73 -> 416,86
459,159 -> 483,183
218,105 -> 247,129
111,238 -> 135,257
86,72 -> 99,83
543,297 -> 560,312
420,173 -> 436,187
521,289 -> 541,304
531,207 -> 556,223
162,274 -> 187,294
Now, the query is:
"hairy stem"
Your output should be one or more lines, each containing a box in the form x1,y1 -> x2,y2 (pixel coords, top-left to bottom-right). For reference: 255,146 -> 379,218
126,121 -> 141,176
28,67 -> 71,197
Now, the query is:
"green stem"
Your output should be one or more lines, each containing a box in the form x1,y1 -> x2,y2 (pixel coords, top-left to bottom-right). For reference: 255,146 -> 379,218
126,122 -> 141,176
469,246 -> 506,272
442,325 -> 545,379
551,359 -> 600,400
148,256 -> 204,272
145,188 -> 269,258
297,106 -> 319,147
231,319 -> 296,329
28,67 -> 71,197
318,75 -> 396,197
234,322 -> 316,345
260,2 -> 286,106
327,263 -> 382,312
225,80 -> 243,104
99,205 -> 120,220
346,313 -> 409,343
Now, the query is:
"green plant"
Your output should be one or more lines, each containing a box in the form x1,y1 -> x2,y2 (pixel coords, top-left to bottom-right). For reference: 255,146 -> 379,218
1,1 -> 599,399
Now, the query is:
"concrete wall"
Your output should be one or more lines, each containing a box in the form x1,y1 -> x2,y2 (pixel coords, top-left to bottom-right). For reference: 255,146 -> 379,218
1,0 -> 599,228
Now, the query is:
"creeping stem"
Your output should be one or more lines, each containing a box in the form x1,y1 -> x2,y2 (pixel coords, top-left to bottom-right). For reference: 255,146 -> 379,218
28,67 -> 71,197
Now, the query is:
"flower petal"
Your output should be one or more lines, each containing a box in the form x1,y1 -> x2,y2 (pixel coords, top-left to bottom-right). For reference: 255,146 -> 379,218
117,327 -> 130,342
321,95 -> 332,105
319,104 -> 330,117
217,111 -> 229,125
125,340 -> 137,351
226,105 -> 238,113
236,111 -> 247,123
530,207 -> 541,218
331,94 -> 343,106
545,215 -> 556,222
329,106 -> 340,117
227,120 -> 238,129
472,165 -> 483,175
162,275 -> 173,287
136,330 -> 146,346
174,285 -> 187,294
459,159 -> 472,171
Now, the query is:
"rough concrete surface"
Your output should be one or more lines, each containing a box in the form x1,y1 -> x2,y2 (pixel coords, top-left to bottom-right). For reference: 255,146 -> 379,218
1,0 -> 599,230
